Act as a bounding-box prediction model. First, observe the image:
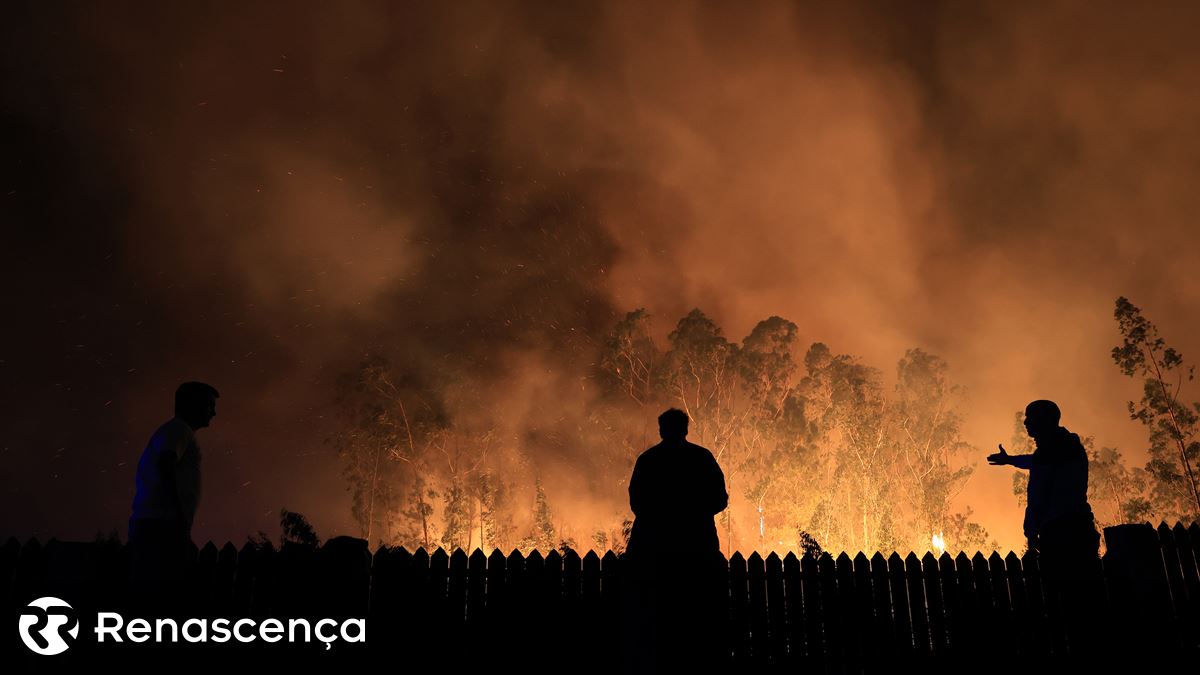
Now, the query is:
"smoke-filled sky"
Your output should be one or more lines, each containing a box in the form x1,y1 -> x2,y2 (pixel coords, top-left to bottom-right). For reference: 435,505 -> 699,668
3,1 -> 1199,551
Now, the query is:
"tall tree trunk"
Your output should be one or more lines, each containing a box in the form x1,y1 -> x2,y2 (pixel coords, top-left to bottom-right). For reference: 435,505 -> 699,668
420,491 -> 430,551
365,438 -> 382,542
397,397 -> 432,550
1144,342 -> 1200,517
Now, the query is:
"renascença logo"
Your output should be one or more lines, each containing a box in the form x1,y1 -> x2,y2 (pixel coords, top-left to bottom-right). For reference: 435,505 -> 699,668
17,597 -> 366,655
19,597 -> 80,655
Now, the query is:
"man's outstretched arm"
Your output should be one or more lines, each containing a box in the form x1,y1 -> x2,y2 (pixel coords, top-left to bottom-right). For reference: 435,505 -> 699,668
988,444 -> 1034,470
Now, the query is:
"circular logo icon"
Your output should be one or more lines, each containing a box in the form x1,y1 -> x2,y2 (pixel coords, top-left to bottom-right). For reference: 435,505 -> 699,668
18,597 -> 79,655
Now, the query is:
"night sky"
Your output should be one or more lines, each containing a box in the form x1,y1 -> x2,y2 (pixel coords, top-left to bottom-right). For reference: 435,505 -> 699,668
3,1 -> 1199,550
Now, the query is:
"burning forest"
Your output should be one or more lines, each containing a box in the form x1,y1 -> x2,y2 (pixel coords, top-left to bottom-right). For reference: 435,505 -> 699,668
4,2 -> 1200,556
331,299 -> 1199,557
332,307 -> 996,556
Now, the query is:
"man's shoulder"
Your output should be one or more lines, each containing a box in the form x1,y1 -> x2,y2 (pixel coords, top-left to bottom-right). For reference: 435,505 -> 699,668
1056,428 -> 1087,457
1035,428 -> 1087,464
637,444 -> 665,461
151,418 -> 196,454
638,441 -> 679,462
659,441 -> 718,465
638,439 -> 715,460
158,417 -> 193,439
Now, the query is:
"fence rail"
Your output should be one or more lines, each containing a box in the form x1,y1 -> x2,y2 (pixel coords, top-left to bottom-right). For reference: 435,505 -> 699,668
3,522 -> 1198,670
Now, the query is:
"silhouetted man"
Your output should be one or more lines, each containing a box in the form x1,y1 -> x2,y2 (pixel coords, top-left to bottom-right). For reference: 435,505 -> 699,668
128,381 -> 218,611
988,400 -> 1099,561
988,399 -> 1101,659
623,408 -> 728,674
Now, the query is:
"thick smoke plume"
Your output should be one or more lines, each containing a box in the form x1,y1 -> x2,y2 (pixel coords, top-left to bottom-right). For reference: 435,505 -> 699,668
3,1 -> 1199,551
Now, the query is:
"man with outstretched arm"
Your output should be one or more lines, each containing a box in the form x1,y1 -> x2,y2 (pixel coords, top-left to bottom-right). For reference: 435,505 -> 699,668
987,399 -> 1099,558
988,399 -> 1102,663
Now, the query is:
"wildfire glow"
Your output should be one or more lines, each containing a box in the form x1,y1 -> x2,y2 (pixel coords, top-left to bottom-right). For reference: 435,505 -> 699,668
932,533 -> 947,557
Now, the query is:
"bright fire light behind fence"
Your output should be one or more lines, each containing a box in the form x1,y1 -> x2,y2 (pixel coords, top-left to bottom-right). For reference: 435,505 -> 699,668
931,532 -> 946,556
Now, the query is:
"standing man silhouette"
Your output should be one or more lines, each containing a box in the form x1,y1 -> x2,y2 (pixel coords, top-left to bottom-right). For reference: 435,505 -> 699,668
623,408 -> 729,674
128,381 -> 218,611
987,400 -> 1099,561
988,399 -> 1101,660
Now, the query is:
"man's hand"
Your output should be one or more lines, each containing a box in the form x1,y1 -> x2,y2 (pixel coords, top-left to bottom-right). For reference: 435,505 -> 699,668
987,443 -> 1011,466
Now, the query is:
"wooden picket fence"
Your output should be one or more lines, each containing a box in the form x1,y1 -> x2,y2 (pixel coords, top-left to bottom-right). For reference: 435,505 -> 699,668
3,522 -> 1199,670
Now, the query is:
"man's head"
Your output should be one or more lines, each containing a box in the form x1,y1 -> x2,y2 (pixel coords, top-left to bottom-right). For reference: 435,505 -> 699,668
176,381 -> 219,429
1023,399 -> 1061,439
658,408 -> 689,441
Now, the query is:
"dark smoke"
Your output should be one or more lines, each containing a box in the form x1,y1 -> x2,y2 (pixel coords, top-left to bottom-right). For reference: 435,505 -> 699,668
2,1 -> 1198,550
